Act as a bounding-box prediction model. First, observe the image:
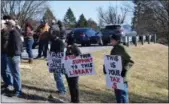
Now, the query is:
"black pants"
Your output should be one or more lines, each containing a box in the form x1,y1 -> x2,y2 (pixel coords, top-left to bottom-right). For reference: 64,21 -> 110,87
38,40 -> 48,57
65,75 -> 79,103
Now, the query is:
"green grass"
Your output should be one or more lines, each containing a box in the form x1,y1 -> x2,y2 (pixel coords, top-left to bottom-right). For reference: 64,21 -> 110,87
19,43 -> 168,103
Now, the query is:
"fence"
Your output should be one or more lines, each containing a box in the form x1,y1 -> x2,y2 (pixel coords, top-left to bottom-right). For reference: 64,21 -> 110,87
122,34 -> 157,47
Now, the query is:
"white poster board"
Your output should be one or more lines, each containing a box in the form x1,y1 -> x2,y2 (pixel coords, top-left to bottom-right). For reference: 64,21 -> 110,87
104,55 -> 124,90
47,52 -> 65,73
65,53 -> 96,77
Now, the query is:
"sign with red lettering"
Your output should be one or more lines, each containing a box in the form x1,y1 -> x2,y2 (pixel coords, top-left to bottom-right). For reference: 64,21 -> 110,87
104,55 -> 124,90
65,53 -> 96,77
47,52 -> 65,73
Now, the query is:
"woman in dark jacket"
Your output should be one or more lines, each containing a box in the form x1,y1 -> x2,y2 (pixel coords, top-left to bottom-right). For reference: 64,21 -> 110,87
24,22 -> 34,63
65,33 -> 81,103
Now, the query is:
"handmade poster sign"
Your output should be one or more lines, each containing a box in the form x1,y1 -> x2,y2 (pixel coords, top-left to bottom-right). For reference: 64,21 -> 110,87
104,55 -> 124,90
47,52 -> 65,73
65,53 -> 96,77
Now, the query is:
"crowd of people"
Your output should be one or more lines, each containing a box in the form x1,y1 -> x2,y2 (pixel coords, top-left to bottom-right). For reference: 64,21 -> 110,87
1,15 -> 134,103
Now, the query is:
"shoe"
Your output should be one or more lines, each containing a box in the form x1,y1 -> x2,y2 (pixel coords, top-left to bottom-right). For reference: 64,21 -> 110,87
1,84 -> 8,89
58,92 -> 66,97
1,88 -> 10,95
6,91 -> 22,98
28,59 -> 33,64
35,56 -> 41,59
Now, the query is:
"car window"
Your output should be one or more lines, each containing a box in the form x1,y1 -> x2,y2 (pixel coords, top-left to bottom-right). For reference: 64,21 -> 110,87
73,29 -> 88,36
85,29 -> 96,36
105,25 -> 121,30
123,25 -> 131,31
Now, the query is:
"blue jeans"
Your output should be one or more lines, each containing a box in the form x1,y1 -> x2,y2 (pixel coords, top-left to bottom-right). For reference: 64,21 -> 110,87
38,40 -> 48,57
25,39 -> 34,59
1,53 -> 13,87
114,82 -> 129,103
8,56 -> 22,93
53,72 -> 66,93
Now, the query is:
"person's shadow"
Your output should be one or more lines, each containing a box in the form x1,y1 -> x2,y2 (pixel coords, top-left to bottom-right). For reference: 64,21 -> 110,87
1,83 -> 64,103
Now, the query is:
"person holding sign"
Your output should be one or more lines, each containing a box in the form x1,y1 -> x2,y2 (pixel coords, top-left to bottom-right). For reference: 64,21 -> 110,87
65,33 -> 81,103
103,33 -> 134,103
48,24 -> 66,95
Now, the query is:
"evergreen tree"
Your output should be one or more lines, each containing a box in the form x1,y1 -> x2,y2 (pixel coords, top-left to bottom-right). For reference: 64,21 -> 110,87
63,8 -> 76,28
76,14 -> 88,27
43,7 -> 56,25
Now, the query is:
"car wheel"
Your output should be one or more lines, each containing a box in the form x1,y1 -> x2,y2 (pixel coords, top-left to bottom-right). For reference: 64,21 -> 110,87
103,41 -> 108,46
81,43 -> 85,46
86,42 -> 91,46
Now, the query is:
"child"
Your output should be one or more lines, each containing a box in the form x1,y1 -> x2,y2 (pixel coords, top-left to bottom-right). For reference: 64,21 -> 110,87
65,33 -> 81,103
104,33 -> 134,103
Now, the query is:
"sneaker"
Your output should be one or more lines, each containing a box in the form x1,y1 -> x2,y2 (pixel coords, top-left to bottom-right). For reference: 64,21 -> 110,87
1,85 -> 13,95
1,88 -> 10,95
1,84 -> 8,89
6,91 -> 22,98
35,56 -> 41,59
58,92 -> 66,97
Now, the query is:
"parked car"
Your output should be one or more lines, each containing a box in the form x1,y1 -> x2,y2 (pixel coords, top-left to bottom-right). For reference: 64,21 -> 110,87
67,28 -> 103,46
101,24 -> 137,45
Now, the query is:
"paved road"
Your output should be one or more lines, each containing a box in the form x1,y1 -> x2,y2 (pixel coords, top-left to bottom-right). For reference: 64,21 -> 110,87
1,46 -> 112,103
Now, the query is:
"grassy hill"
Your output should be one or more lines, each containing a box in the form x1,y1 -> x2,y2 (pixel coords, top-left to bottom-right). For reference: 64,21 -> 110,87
19,44 -> 168,103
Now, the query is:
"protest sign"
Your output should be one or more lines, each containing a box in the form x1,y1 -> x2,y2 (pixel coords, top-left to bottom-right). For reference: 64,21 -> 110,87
47,52 -> 65,73
104,55 -> 124,90
65,53 -> 96,77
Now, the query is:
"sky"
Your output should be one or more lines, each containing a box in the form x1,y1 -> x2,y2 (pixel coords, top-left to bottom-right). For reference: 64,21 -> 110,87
48,1 -> 134,25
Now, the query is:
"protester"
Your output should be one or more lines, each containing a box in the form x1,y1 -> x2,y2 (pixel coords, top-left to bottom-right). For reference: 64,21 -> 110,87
36,20 -> 50,59
1,20 -> 13,93
65,33 -> 81,103
103,33 -> 134,103
49,20 -> 66,95
49,20 -> 60,41
24,21 -> 34,63
57,20 -> 66,40
6,20 -> 23,97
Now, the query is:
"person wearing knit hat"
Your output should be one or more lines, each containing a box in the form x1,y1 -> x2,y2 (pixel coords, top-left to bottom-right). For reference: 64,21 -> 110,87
103,33 -> 134,103
65,32 -> 81,103
5,19 -> 23,97
1,19 -> 13,94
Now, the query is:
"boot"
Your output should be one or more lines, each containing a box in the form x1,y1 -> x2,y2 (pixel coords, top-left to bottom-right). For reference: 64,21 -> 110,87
28,58 -> 33,64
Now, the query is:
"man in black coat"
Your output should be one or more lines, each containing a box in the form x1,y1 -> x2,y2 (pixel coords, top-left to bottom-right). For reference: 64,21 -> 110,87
1,20 -> 13,92
5,20 -> 23,97
65,32 -> 81,103
49,21 -> 66,95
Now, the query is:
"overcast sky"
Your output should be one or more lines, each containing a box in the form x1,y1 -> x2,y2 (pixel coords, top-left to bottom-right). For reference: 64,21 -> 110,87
48,1 -> 134,25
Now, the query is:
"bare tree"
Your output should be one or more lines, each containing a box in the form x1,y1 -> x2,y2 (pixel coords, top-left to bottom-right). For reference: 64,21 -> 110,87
1,1 -> 47,27
132,0 -> 169,44
97,5 -> 129,26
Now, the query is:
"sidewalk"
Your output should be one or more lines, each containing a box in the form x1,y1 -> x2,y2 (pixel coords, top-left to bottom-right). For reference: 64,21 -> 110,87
1,95 -> 30,103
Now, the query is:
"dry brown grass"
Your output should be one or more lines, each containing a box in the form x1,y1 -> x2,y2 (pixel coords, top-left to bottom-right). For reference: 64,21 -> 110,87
20,43 -> 168,103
